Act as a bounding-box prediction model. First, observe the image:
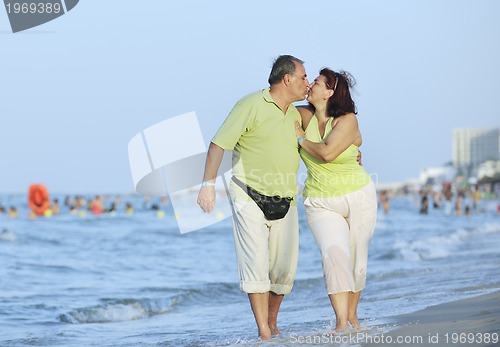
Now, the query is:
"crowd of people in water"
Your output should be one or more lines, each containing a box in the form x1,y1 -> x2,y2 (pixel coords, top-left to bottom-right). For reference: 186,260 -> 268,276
0,192 -> 170,219
417,183 -> 483,216
1,182 -> 499,220
377,182 -> 500,216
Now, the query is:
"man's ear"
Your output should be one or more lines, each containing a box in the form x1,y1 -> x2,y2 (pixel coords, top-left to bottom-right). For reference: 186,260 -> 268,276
283,74 -> 292,86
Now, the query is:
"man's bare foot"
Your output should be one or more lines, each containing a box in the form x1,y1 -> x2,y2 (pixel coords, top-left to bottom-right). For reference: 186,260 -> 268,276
269,324 -> 281,336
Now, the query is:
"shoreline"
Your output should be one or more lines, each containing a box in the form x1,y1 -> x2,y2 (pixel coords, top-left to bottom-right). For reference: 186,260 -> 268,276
357,289 -> 500,347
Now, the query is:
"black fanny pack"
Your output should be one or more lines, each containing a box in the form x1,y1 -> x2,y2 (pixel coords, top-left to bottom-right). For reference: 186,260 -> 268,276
232,176 -> 293,220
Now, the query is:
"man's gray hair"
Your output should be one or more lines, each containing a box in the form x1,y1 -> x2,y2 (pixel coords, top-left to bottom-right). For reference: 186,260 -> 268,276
268,55 -> 304,85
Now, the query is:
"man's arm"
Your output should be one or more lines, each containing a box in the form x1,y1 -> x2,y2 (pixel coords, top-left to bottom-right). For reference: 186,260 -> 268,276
197,142 -> 224,213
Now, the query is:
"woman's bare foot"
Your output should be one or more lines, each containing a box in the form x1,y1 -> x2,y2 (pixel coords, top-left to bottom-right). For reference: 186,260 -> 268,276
258,326 -> 272,340
325,324 -> 349,336
335,323 -> 349,333
329,317 -> 349,333
348,315 -> 361,329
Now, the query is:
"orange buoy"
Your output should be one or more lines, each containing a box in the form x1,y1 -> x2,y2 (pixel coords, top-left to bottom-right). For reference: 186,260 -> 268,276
28,184 -> 50,216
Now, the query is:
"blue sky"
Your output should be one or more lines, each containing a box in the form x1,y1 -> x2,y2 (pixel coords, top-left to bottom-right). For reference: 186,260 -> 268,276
1,0 -> 499,194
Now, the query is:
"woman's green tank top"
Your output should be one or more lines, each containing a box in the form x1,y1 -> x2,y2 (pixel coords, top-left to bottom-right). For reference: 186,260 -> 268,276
300,115 -> 372,198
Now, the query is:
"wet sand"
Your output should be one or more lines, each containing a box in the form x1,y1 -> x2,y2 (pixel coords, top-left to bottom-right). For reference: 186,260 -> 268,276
359,290 -> 500,347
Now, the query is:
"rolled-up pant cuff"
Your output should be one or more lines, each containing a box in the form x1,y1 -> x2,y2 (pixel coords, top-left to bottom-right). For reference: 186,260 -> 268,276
270,284 -> 293,295
240,281 -> 293,295
240,280 -> 270,293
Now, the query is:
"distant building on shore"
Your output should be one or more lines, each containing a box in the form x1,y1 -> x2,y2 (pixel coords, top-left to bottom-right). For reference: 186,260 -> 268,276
419,164 -> 455,186
453,128 -> 500,178
477,160 -> 500,184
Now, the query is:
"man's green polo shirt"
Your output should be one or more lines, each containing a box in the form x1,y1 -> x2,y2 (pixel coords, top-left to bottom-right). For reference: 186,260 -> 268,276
212,88 -> 301,198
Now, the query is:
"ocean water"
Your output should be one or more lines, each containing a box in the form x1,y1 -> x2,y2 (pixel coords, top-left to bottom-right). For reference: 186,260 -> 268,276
1,193 -> 499,346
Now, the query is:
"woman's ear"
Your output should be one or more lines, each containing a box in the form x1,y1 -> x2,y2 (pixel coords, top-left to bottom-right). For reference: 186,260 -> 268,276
325,89 -> 334,99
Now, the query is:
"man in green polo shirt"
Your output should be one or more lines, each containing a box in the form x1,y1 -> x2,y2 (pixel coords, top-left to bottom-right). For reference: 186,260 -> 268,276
197,55 -> 309,340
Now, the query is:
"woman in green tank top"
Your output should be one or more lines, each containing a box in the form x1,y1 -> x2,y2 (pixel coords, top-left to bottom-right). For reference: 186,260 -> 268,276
296,68 -> 377,333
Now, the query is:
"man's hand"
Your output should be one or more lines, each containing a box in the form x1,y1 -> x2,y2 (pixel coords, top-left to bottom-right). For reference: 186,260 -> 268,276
197,143 -> 224,213
197,186 -> 216,213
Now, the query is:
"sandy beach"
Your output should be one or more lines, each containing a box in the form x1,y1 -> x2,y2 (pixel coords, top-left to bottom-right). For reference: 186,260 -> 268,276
358,289 -> 500,347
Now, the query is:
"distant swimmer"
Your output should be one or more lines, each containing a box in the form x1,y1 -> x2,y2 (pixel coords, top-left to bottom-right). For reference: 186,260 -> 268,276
28,184 -> 50,217
0,228 -> 17,242
90,196 -> 105,215
8,207 -> 18,218
51,198 -> 60,215
106,202 -> 117,214
125,202 -> 134,215
379,190 -> 390,215
472,185 -> 481,212
419,192 -> 429,214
